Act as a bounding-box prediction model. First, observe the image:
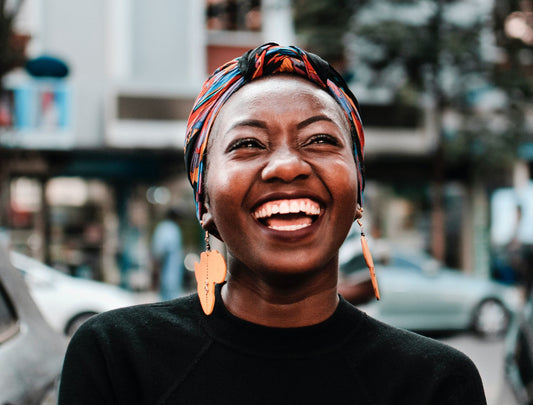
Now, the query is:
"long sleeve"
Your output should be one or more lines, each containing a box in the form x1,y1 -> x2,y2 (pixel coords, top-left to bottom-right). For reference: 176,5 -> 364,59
58,321 -> 116,404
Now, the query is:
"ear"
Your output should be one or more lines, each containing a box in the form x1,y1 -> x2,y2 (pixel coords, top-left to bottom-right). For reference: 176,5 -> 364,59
354,204 -> 363,220
201,204 -> 223,241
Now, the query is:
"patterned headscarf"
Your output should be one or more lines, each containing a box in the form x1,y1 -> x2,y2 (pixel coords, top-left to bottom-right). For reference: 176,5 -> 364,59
184,43 -> 365,221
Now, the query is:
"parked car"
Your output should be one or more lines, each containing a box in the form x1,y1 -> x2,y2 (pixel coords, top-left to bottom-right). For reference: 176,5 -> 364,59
0,246 -> 66,404
499,292 -> 533,405
339,246 -> 521,338
11,251 -> 138,336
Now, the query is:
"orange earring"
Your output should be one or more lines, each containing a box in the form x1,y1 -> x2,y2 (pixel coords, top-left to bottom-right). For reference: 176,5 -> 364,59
194,229 -> 227,315
357,212 -> 380,300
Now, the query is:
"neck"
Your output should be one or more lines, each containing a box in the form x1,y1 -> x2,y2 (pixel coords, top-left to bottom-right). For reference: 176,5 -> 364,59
220,261 -> 340,328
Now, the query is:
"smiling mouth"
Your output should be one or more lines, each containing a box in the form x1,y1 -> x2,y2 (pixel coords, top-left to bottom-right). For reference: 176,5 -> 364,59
253,198 -> 321,231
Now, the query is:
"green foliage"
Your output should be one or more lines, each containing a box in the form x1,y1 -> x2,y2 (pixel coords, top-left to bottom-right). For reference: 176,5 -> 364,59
0,0 -> 27,85
445,113 -> 526,176
293,0 -> 531,177
353,0 -> 530,176
491,0 -> 533,98
352,1 -> 488,106
292,0 -> 367,62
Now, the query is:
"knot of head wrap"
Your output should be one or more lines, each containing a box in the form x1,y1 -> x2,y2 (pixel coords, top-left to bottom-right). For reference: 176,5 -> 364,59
184,43 -> 365,221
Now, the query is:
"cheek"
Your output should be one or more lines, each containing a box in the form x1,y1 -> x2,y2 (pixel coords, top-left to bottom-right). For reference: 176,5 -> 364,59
205,168 -> 255,250
205,163 -> 248,223
326,157 -> 359,198
329,162 -> 359,245
327,165 -> 359,228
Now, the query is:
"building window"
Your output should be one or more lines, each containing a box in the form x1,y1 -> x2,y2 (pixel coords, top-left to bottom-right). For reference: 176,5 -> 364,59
206,0 -> 261,31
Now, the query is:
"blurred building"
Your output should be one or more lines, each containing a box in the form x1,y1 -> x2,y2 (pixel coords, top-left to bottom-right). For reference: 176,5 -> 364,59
348,0 -> 533,280
0,0 -> 294,285
0,0 -> 530,284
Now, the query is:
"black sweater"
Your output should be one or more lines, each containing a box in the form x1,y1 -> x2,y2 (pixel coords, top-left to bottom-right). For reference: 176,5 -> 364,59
59,286 -> 487,404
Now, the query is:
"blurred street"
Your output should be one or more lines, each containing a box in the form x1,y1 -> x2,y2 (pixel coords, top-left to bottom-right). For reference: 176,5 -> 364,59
440,333 -> 505,405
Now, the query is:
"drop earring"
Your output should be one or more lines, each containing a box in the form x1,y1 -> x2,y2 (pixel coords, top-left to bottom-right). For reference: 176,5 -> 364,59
357,211 -> 380,300
194,228 -> 227,315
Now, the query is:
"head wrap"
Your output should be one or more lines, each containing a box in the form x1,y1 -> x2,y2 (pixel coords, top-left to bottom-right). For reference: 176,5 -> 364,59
184,43 -> 365,221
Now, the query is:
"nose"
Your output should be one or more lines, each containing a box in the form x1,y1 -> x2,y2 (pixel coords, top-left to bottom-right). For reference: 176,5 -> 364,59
261,146 -> 311,183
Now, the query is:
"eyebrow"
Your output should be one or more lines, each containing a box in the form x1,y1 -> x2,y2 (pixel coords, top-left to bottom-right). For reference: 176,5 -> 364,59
296,115 -> 335,130
229,119 -> 268,131
229,115 -> 335,132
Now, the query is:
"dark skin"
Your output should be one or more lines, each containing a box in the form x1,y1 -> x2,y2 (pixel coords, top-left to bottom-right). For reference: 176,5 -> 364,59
202,76 -> 362,327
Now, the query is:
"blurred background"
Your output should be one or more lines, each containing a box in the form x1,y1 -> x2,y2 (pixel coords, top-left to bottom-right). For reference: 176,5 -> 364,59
1,0 -> 532,288
0,0 -> 533,403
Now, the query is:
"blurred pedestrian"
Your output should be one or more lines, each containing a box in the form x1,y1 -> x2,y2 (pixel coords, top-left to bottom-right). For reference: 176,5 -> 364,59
119,224 -> 150,290
496,205 -> 533,298
151,207 -> 185,300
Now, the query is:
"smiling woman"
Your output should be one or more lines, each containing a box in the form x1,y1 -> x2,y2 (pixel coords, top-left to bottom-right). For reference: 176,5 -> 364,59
201,75 -> 360,326
58,43 -> 487,405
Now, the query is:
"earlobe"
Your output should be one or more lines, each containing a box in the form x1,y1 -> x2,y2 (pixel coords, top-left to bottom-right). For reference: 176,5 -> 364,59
201,211 -> 214,231
201,210 -> 223,241
354,204 -> 363,220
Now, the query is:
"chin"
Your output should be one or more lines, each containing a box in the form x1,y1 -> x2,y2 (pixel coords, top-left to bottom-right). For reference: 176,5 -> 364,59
247,256 -> 338,285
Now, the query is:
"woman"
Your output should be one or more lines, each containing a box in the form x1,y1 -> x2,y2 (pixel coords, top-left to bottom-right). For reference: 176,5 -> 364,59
59,43 -> 486,404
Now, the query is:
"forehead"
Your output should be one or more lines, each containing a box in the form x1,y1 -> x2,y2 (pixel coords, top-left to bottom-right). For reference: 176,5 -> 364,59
211,75 -> 351,136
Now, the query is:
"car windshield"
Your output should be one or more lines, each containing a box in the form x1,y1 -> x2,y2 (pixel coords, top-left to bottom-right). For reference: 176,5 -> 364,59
388,251 -> 442,274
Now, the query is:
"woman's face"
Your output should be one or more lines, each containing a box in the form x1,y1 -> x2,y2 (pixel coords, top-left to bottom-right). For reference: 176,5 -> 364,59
204,75 -> 358,278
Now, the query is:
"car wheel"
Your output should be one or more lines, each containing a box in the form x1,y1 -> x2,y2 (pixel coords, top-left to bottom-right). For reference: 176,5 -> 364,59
65,312 -> 98,337
471,299 -> 509,338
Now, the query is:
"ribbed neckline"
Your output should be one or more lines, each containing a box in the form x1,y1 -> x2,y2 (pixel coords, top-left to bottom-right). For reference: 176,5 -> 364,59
199,283 -> 364,359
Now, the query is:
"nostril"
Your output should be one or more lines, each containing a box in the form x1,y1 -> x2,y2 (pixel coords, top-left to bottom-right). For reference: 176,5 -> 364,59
261,154 -> 311,182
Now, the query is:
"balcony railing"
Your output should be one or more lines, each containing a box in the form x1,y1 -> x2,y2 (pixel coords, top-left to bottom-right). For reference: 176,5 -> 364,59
0,78 -> 74,149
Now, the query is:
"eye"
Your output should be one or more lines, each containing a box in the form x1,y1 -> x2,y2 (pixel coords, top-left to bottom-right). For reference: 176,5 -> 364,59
227,137 -> 265,152
306,134 -> 339,146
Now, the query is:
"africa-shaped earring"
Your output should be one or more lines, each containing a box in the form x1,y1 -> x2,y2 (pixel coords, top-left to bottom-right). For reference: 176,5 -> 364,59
357,210 -> 380,300
194,228 -> 227,315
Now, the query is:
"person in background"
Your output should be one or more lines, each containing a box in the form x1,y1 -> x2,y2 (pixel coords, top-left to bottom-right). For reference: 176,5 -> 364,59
151,207 -> 185,300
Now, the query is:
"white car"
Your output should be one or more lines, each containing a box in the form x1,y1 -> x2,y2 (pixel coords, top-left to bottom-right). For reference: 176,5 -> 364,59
340,248 -> 521,338
0,246 -> 65,404
10,251 -> 138,336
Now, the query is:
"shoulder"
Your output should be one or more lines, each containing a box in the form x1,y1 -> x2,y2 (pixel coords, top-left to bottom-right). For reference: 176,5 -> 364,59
339,304 -> 486,403
341,301 -> 483,381
61,294 -> 213,403
72,293 -> 207,352
68,293 -> 211,381
359,308 -> 477,371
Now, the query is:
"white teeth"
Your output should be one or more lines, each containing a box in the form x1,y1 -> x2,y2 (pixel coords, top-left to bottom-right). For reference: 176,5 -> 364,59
289,200 -> 299,213
253,198 -> 321,219
268,223 -> 311,231
279,201 -> 290,214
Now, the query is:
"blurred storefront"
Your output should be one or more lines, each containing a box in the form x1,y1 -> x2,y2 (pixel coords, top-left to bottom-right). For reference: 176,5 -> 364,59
0,148 -> 187,284
0,0 -> 294,287
1,0 -> 531,287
